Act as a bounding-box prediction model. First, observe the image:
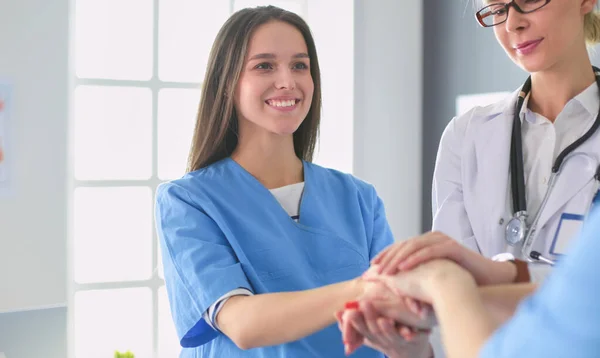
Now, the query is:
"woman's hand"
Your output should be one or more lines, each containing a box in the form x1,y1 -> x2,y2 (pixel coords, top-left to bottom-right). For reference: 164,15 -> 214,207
361,279 -> 436,330
371,232 -> 516,285
337,301 -> 432,358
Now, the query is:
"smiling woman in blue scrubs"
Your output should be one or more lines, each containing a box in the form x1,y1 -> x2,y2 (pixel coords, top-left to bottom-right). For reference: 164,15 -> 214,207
155,6 -> 398,358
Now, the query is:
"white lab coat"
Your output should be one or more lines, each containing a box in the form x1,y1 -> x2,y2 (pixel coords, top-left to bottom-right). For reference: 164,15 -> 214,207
429,88 -> 600,358
432,88 -> 600,282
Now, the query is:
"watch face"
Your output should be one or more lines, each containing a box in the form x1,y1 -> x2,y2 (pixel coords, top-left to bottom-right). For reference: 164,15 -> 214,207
506,217 -> 524,246
492,252 -> 516,262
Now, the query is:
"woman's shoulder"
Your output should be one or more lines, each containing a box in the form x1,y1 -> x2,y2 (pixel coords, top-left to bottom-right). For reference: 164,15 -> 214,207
156,159 -> 232,202
306,162 -> 376,196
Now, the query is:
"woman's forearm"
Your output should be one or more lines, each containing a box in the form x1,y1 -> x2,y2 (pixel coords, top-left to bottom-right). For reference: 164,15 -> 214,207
217,279 -> 362,349
431,280 -> 537,358
479,283 -> 537,324
431,273 -> 497,358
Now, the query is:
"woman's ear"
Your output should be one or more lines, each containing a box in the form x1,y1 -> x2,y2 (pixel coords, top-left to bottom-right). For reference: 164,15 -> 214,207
581,0 -> 598,16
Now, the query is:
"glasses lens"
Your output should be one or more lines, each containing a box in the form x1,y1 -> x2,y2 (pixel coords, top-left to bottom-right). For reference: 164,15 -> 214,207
477,4 -> 508,27
515,0 -> 548,12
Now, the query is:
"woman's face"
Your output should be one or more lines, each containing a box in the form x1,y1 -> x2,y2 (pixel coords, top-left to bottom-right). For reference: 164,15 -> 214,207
234,20 -> 314,139
488,0 -> 595,73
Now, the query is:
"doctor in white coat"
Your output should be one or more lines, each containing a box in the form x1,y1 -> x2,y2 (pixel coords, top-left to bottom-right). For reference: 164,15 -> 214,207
356,0 -> 600,357
373,0 -> 600,284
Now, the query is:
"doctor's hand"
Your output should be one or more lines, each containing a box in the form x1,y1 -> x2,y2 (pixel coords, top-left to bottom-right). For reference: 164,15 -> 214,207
337,301 -> 432,358
371,231 -> 517,285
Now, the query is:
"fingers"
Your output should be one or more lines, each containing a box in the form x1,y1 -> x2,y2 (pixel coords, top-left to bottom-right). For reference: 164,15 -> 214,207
368,296 -> 433,330
371,240 -> 406,266
378,232 -> 449,275
375,242 -> 409,274
376,317 -> 398,345
344,308 -> 367,355
351,302 -> 390,354
334,309 -> 344,331
399,240 -> 462,271
362,301 -> 383,339
398,325 -> 416,341
404,296 -> 422,316
351,300 -> 433,356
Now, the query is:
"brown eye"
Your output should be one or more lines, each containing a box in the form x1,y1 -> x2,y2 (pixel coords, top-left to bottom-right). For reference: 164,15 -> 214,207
255,62 -> 273,70
293,62 -> 309,70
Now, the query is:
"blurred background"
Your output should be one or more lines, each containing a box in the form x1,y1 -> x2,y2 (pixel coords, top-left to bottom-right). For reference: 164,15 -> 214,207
1,0 -> 599,357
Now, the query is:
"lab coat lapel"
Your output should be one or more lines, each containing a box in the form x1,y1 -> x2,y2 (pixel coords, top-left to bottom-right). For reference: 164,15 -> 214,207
471,108 -> 513,249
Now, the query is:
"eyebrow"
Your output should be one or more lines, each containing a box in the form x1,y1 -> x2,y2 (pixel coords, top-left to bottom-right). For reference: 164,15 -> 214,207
247,52 -> 310,61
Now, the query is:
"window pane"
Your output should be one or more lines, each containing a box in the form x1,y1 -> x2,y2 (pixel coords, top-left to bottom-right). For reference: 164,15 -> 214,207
158,89 -> 200,180
75,0 -> 153,80
74,86 -> 152,180
74,187 -> 153,283
159,286 -> 181,358
74,288 -> 152,358
234,0 -> 305,15
158,240 -> 164,279
158,0 -> 230,82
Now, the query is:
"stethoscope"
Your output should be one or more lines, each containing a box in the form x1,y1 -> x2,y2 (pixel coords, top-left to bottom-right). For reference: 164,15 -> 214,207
505,66 -> 600,265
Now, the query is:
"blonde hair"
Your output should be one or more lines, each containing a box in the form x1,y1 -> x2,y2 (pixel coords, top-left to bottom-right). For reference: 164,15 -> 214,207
584,10 -> 600,45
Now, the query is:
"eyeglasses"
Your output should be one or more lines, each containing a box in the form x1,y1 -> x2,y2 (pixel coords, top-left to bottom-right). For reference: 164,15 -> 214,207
475,0 -> 551,27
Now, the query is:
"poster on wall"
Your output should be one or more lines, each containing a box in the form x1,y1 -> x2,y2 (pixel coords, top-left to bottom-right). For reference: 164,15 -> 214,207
0,80 -> 12,196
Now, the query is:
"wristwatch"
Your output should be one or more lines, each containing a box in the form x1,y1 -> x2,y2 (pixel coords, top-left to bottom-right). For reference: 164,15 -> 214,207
491,253 -> 531,283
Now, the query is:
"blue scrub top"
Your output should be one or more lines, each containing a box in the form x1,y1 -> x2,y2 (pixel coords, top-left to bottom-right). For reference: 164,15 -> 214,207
480,208 -> 600,358
155,158 -> 394,358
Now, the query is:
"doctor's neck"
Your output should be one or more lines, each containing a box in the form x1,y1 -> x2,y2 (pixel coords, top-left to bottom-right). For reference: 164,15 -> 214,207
231,133 -> 304,189
527,51 -> 595,123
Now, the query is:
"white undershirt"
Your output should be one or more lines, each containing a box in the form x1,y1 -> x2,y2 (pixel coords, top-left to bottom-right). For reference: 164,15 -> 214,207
202,182 -> 305,331
519,82 -> 599,223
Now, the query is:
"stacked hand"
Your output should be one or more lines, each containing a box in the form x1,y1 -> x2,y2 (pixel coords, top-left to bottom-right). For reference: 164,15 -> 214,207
336,267 -> 436,357
371,231 -> 514,285
336,232 -> 487,357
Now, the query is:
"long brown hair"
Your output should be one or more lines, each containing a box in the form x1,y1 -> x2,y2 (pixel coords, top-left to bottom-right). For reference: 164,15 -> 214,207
187,6 -> 322,172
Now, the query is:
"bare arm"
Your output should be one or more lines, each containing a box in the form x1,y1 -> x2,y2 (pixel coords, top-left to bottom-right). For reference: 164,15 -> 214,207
216,278 -> 363,350
428,272 -> 537,358
430,270 -> 496,358
479,283 -> 537,324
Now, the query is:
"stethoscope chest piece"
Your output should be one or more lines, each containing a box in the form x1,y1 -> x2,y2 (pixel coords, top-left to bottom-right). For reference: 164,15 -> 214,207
506,211 -> 527,246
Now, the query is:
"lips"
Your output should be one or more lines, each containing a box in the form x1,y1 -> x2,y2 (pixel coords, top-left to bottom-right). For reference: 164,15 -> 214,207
514,39 -> 543,55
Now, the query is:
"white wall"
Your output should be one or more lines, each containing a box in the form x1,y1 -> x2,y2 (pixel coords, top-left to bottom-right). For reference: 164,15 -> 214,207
308,1 -> 354,174
0,0 -> 69,312
353,0 -> 423,240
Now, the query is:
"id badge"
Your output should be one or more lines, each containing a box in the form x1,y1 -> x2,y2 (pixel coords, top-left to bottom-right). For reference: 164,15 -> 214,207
550,213 -> 584,256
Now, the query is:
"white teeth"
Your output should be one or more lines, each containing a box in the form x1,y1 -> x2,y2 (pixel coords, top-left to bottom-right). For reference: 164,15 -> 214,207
268,99 -> 296,107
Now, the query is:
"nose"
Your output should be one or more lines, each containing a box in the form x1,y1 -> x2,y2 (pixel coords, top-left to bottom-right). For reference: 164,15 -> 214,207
504,5 -> 528,33
274,68 -> 296,90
